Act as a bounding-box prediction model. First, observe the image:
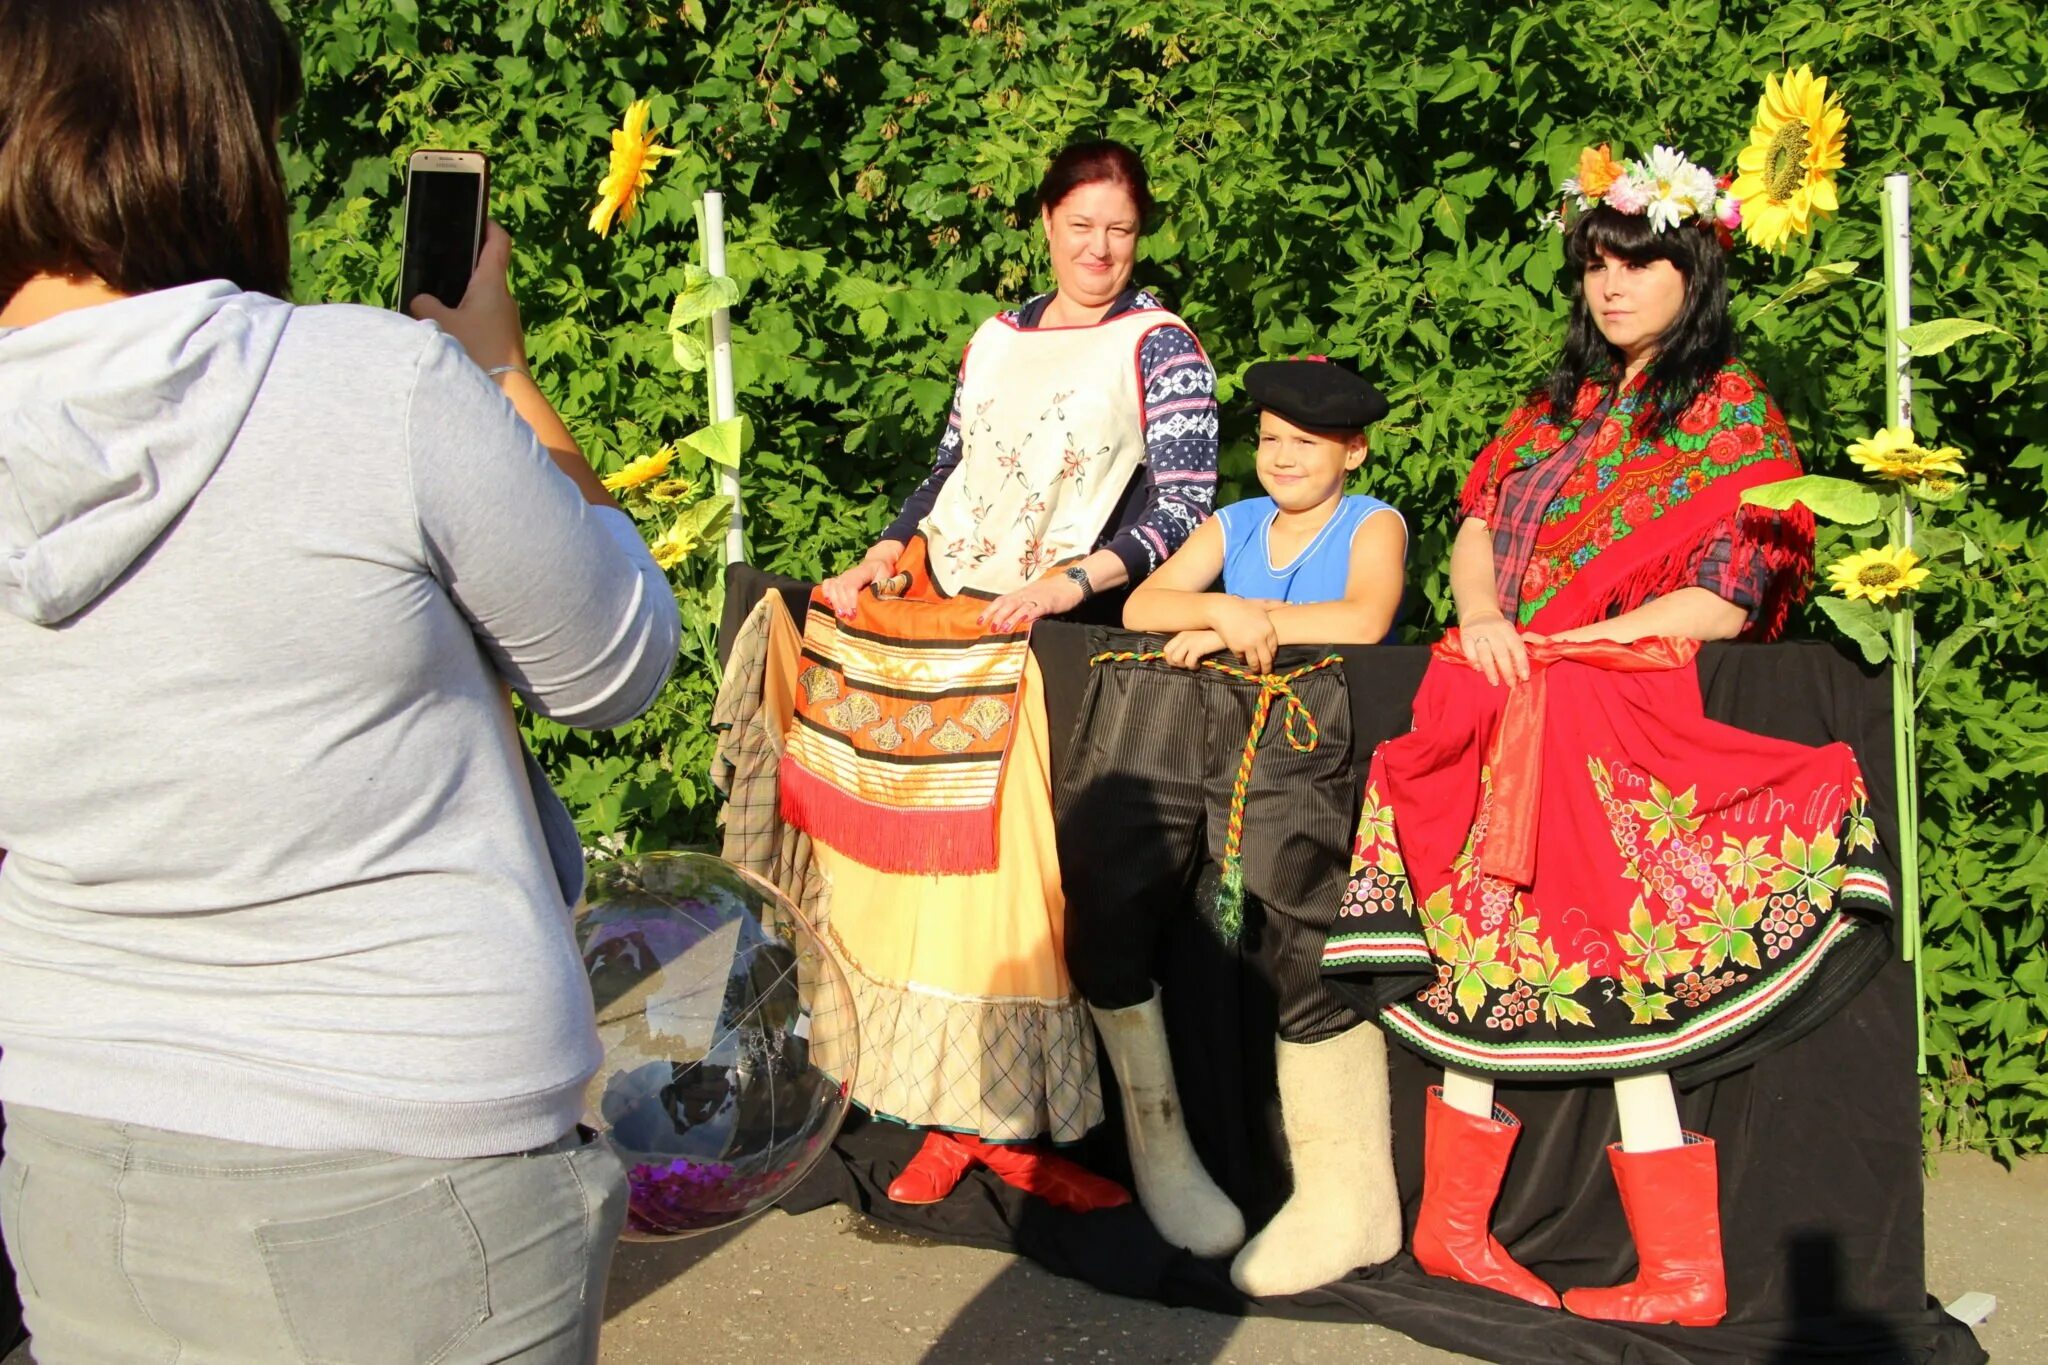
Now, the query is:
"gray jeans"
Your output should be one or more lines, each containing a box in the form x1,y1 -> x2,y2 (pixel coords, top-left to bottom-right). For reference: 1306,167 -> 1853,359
0,1104 -> 627,1364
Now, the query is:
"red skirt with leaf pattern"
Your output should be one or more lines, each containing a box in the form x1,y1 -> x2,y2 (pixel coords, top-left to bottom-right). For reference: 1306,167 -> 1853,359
1320,632 -> 1893,1079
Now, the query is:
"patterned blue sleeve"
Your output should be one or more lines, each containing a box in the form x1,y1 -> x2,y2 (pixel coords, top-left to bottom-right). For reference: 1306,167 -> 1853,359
1102,323 -> 1219,583
882,371 -> 967,546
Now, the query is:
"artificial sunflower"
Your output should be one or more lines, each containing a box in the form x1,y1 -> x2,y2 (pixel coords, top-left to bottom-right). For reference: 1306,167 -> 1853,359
648,525 -> 691,570
601,445 -> 675,493
589,99 -> 679,238
1912,475 -> 1966,504
1827,544 -> 1929,603
648,511 -> 716,569
1845,425 -> 1965,483
1728,65 -> 1848,252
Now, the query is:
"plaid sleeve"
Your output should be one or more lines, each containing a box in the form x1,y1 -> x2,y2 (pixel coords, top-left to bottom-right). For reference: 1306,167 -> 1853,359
1692,524 -> 1771,623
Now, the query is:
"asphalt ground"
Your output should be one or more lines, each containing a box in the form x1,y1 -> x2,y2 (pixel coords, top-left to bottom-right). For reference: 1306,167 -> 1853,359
4,1150 -> 2032,1363
588,1148 -> 2034,1364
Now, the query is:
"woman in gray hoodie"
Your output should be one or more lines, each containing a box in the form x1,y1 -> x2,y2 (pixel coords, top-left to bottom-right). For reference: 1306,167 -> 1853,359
0,1 -> 680,1360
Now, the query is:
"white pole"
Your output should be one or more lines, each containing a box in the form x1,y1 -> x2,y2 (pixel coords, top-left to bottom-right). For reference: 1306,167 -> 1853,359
1880,171 -> 1924,1063
703,191 -> 744,565
1882,174 -> 1915,648
1882,174 -> 1913,432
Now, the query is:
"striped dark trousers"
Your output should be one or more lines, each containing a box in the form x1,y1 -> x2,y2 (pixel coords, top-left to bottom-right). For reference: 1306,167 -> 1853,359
1057,640 -> 1364,1045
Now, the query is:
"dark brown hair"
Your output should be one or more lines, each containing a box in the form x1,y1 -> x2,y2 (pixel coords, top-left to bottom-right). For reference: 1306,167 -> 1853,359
1037,140 -> 1153,228
0,0 -> 302,305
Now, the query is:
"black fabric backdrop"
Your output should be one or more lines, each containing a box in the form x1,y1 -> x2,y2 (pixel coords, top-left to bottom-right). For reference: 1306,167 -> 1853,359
720,564 -> 1983,1365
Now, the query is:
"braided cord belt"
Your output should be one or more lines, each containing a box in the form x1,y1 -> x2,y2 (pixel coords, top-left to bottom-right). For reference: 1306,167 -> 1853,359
1087,649 -> 1344,941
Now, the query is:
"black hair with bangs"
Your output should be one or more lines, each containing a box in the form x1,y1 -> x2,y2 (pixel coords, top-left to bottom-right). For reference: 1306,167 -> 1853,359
1545,204 -> 1734,432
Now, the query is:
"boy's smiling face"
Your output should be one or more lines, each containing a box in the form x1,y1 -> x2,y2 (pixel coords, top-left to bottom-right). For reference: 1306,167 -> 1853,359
1256,410 -> 1368,512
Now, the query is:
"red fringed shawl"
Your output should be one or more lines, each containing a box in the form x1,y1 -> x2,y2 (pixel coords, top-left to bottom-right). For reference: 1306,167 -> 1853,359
1460,362 -> 1814,640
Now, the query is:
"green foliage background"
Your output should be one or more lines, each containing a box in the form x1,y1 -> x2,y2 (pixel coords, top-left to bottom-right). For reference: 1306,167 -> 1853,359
281,0 -> 2046,1153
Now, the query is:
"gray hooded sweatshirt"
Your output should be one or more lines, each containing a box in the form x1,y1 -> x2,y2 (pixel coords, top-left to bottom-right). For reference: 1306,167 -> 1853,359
0,283 -> 680,1157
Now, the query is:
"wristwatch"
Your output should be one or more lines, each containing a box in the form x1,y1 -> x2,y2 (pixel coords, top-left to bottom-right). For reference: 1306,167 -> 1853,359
1062,564 -> 1096,601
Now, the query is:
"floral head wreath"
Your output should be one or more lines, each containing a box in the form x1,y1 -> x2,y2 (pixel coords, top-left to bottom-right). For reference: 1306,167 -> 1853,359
1558,143 -> 1742,246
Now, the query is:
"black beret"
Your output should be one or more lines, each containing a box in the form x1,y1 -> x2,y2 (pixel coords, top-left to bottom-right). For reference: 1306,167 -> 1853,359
1244,358 -> 1389,431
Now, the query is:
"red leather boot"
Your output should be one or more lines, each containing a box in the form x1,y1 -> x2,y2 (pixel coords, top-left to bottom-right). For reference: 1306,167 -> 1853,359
886,1130 -> 980,1205
956,1135 -> 1132,1213
1411,1087 -> 1560,1308
1562,1135 -> 1726,1327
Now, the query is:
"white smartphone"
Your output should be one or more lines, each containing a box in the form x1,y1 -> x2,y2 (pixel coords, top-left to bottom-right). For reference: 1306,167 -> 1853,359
398,149 -> 489,311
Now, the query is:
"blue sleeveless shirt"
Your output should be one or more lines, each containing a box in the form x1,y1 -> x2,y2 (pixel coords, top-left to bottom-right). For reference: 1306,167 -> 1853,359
1216,493 -> 1401,606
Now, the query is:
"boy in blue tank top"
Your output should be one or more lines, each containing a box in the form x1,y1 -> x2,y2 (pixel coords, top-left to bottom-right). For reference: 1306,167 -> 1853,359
1063,355 -> 1408,1302
1124,357 -> 1407,668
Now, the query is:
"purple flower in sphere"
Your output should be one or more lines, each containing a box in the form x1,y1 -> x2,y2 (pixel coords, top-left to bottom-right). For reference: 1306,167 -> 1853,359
624,1156 -> 803,1235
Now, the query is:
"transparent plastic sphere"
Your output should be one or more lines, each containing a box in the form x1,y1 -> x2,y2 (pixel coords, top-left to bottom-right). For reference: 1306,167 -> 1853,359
577,852 -> 857,1240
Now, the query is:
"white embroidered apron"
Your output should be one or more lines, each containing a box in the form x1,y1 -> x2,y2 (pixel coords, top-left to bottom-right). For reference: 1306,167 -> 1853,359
920,308 -> 1187,596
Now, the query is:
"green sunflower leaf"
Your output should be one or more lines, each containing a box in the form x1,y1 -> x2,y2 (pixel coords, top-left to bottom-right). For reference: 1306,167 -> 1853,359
1741,475 -> 1883,526
1900,317 -> 2013,358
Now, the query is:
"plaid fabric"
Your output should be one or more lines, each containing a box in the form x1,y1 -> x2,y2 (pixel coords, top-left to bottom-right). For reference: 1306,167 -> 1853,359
822,939 -> 1103,1143
1485,398 -> 1770,627
710,595 -> 778,865
709,595 -> 827,921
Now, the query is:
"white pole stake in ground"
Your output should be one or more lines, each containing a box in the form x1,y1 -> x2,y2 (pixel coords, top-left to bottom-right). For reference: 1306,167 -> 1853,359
1880,171 -> 1925,1068
702,191 -> 745,565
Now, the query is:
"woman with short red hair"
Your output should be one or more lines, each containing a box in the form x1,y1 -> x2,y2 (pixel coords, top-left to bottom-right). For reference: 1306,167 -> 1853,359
767,139 -> 1222,1213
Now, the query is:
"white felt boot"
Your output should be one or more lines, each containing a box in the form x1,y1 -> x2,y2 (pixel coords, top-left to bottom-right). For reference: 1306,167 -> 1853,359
1230,1021 -> 1403,1296
1091,991 -> 1245,1257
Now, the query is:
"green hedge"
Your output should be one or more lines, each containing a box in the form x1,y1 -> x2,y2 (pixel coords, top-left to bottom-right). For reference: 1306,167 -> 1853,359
283,0 -> 2047,1154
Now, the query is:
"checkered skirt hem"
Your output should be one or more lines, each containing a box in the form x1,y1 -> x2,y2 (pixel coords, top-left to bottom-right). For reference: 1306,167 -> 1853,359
809,922 -> 1104,1144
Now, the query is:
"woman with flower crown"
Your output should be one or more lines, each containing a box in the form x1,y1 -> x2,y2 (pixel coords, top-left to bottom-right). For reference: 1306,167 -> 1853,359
1320,137 -> 1893,1327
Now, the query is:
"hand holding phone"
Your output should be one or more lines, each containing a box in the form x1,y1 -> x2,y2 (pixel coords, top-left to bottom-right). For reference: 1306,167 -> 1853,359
407,219 -> 609,505
399,149 -> 488,312
406,221 -> 526,375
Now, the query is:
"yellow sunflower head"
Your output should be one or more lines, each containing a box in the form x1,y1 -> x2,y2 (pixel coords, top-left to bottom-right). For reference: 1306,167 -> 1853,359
1845,425 -> 1966,483
1727,66 -> 1848,253
647,509 -> 717,569
648,524 -> 691,570
1911,475 -> 1966,505
600,444 -> 676,493
1826,544 -> 1929,604
589,98 -> 682,239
